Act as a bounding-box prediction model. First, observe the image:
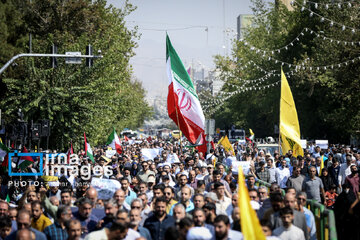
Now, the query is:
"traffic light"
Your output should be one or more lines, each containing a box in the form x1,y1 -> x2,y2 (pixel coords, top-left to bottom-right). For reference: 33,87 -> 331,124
41,119 -> 50,137
31,123 -> 41,140
50,44 -> 57,68
86,44 -> 93,67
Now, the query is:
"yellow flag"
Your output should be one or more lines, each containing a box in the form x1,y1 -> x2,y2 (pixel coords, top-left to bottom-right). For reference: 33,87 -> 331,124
319,155 -> 324,176
101,155 -> 112,165
280,69 -> 304,157
238,166 -> 266,240
218,135 -> 234,155
249,129 -> 254,136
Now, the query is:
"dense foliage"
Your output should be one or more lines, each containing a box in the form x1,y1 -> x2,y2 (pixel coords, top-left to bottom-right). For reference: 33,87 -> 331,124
211,0 -> 360,143
0,0 -> 152,150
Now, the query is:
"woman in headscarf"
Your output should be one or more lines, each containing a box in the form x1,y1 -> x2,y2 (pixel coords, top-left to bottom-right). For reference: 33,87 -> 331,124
320,168 -> 334,191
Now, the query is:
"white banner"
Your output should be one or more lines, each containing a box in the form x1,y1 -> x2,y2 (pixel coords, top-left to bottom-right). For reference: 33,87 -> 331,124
231,161 -> 251,175
141,148 -> 162,160
105,150 -> 116,158
91,178 -> 121,200
315,140 -> 328,149
300,139 -> 307,149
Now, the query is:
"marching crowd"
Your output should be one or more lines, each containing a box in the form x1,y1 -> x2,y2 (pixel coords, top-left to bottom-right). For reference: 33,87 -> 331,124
0,138 -> 359,240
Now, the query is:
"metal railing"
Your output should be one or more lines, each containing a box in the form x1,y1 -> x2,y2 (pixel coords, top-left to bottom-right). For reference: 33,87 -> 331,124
306,199 -> 337,240
254,178 -> 337,240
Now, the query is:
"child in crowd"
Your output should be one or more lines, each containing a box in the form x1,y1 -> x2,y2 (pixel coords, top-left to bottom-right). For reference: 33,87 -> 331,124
325,184 -> 338,209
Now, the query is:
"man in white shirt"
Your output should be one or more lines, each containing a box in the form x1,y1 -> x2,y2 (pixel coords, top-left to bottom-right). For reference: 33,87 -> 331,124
275,159 -> 290,189
338,155 -> 354,185
214,182 -> 231,215
273,207 -> 305,240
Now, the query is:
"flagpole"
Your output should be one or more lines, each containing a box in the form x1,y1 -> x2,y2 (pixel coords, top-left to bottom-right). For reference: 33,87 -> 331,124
173,94 -> 183,154
278,68 -> 282,155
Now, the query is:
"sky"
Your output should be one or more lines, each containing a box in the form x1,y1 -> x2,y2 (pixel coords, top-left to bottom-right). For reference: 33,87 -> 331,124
107,0 -> 253,100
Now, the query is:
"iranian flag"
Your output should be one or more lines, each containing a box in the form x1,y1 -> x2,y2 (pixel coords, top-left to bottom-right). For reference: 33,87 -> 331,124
166,35 -> 205,144
106,128 -> 122,154
84,132 -> 95,163
18,147 -> 34,170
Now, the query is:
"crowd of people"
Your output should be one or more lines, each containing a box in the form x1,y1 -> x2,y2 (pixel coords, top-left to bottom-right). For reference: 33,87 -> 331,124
0,138 -> 359,240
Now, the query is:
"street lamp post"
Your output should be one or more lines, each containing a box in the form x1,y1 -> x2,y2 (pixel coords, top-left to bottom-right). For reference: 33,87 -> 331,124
0,52 -> 103,75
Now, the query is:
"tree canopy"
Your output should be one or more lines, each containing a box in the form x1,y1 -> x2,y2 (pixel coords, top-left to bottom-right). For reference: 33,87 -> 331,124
209,0 -> 360,143
0,0 -> 152,150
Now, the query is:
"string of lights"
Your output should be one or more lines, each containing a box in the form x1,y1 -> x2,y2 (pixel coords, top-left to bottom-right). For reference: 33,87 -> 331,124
294,0 -> 359,33
296,0 -> 355,9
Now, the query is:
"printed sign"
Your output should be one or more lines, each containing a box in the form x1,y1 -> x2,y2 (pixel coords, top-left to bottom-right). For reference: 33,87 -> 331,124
315,140 -> 328,149
231,161 -> 251,175
300,139 -> 307,149
91,178 -> 121,200
141,148 -> 162,160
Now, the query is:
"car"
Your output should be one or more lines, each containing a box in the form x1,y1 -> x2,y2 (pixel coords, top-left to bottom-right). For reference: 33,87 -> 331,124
171,130 -> 182,139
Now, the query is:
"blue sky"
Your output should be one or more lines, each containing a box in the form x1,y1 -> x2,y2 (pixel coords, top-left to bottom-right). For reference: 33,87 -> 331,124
107,0 -> 253,99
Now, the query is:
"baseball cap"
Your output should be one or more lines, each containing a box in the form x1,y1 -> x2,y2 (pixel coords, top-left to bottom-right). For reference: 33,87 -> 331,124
147,175 -> 156,183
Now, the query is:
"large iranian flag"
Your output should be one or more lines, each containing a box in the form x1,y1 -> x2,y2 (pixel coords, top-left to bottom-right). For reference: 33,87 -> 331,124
166,35 -> 205,144
84,132 -> 95,163
106,128 -> 122,154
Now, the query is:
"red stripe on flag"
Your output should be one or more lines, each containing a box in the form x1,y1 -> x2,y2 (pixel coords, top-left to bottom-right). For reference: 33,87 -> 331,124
167,83 -> 204,144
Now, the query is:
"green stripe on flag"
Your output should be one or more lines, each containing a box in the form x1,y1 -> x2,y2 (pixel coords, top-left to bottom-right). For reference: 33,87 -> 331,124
166,35 -> 198,99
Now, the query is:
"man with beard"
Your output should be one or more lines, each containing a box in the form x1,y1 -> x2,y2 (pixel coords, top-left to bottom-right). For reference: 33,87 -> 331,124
203,202 -> 217,225
345,164 -> 359,197
164,186 -> 177,214
144,197 -> 175,240
129,208 -> 151,240
213,215 -> 243,240
30,201 -> 52,232
73,198 -> 98,238
192,208 -> 214,236
96,199 -> 118,229
120,178 -> 137,206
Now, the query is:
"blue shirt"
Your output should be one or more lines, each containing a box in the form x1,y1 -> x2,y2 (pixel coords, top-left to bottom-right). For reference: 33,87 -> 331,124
138,226 -> 152,240
125,190 -> 137,206
169,201 -> 195,215
143,213 -> 175,240
43,222 -> 68,240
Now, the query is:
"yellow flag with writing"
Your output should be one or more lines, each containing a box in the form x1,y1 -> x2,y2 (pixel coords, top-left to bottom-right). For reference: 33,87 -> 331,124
280,69 -> 304,157
218,135 -> 234,155
238,166 -> 266,240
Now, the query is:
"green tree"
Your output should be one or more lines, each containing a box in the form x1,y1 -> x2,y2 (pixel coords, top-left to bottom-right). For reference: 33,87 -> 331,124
210,0 -> 360,143
0,0 -> 152,150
